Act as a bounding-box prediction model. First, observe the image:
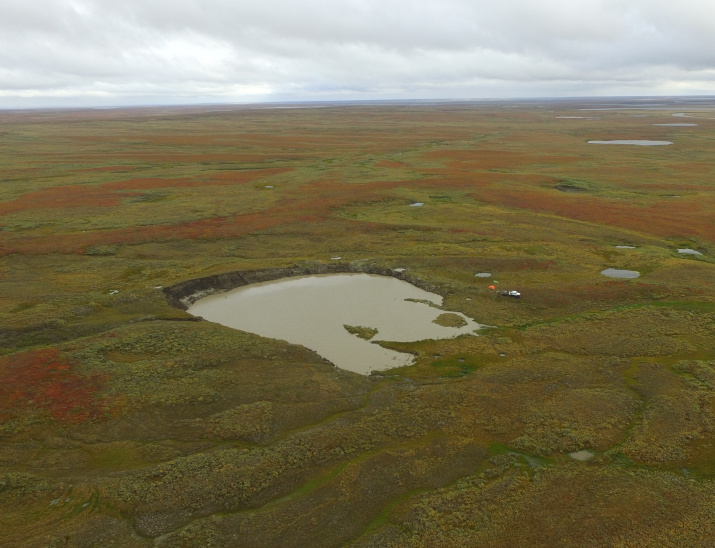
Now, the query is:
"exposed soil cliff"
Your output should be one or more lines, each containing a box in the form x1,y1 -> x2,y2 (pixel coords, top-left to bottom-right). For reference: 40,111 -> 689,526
163,262 -> 441,310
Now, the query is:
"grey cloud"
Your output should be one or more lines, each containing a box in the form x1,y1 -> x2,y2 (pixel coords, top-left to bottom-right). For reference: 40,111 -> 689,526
1,0 -> 714,107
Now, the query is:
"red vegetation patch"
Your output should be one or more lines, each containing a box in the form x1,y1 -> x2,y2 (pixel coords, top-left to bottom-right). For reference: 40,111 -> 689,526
80,165 -> 139,172
0,348 -> 109,423
474,188 -> 715,242
619,181 -> 713,192
528,281 -> 666,309
1,177 -> 405,254
0,185 -> 121,215
662,162 -> 714,175
435,256 -> 560,272
0,168 -> 293,216
202,168 -> 293,184
419,166 -> 553,189
422,149 -> 578,171
70,153 -> 308,163
0,174 -> 528,255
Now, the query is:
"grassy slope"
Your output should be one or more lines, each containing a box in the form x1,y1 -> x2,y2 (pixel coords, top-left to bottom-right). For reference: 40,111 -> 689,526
1,101 -> 714,546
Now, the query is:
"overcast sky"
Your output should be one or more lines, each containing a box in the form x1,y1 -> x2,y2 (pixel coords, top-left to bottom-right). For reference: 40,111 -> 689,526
2,0 -> 714,107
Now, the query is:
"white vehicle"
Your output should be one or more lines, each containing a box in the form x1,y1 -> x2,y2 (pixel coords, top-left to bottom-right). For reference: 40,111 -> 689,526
508,290 -> 521,298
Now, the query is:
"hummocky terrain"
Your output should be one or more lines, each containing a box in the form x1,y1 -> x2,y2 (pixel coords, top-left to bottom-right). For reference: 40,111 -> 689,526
1,98 -> 714,546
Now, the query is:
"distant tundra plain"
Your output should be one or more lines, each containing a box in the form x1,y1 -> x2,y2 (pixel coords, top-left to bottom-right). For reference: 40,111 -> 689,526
1,98 -> 714,546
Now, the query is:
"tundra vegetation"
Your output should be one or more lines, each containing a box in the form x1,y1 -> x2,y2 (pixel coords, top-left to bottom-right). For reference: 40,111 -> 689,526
344,325 -> 379,340
1,99 -> 714,546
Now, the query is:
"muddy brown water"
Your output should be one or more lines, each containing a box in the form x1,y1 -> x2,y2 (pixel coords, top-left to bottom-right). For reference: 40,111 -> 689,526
187,273 -> 484,374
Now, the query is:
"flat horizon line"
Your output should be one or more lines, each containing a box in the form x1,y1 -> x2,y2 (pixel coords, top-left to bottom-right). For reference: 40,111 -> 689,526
2,94 -> 715,113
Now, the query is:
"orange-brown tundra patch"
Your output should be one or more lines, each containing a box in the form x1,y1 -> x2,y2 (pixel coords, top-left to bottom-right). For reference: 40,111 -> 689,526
620,181 -> 714,192
0,184 -> 123,215
0,348 -> 109,424
0,177 -> 426,254
374,160 -> 408,169
67,153 -> 309,163
422,149 -> 579,170
475,188 -> 715,241
0,168 -> 293,216
79,165 -> 142,172
0,172 -> 575,255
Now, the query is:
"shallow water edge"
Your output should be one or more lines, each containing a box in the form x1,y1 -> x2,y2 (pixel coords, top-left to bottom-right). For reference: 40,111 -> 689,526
164,262 -> 441,310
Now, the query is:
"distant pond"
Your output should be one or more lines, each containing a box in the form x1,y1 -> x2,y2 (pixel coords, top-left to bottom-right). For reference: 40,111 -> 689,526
678,248 -> 702,255
187,274 -> 484,374
588,140 -> 672,146
601,268 -> 640,279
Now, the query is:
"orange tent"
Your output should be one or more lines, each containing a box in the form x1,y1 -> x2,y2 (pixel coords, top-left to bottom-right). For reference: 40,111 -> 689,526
488,285 -> 496,290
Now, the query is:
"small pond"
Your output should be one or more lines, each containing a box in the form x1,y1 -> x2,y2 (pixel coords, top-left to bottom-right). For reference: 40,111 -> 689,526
187,273 -> 484,374
569,450 -> 594,461
588,140 -> 672,146
653,123 -> 697,127
615,245 -> 635,249
678,248 -> 702,255
410,202 -> 424,207
474,272 -> 492,278
601,268 -> 640,279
